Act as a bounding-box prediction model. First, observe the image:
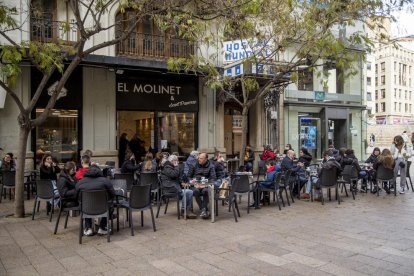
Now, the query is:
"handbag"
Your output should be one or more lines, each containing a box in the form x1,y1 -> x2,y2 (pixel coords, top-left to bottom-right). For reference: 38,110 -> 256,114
399,162 -> 406,169
218,179 -> 229,199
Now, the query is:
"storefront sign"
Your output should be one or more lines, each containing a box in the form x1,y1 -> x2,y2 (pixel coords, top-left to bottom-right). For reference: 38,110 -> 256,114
314,91 -> 325,101
232,115 -> 243,133
116,74 -> 198,112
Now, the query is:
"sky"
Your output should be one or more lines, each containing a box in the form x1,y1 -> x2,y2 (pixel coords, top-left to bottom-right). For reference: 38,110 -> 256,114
392,10 -> 414,37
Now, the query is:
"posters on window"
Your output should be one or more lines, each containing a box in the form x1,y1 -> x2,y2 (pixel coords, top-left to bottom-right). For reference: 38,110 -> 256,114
300,126 -> 317,149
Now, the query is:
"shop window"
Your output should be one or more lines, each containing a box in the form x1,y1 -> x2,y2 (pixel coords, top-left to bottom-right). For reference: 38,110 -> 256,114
35,109 -> 78,165
159,112 -> 195,154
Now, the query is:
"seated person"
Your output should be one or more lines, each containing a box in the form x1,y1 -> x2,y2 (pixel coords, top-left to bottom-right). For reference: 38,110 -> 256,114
283,144 -> 293,155
40,154 -> 61,181
76,155 -> 91,180
187,152 -> 216,219
244,145 -> 255,172
160,155 -> 196,219
183,151 -> 199,177
281,150 -> 306,196
298,147 -> 313,167
342,148 -> 367,192
57,162 -> 78,204
365,147 -> 381,190
261,145 -> 276,161
141,152 -> 157,173
251,160 -> 281,207
120,152 -> 141,174
302,150 -> 341,200
0,152 -> 16,171
212,151 -> 227,181
372,149 -> 395,194
76,165 -> 115,236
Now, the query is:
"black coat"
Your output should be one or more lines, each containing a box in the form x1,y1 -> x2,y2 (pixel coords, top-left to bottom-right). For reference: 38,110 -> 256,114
160,161 -> 182,192
40,165 -> 61,180
118,137 -> 129,163
365,154 -> 378,164
212,159 -> 226,179
281,156 -> 301,173
298,154 -> 312,167
342,154 -> 361,172
57,171 -> 77,199
75,166 -> 115,201
187,160 -> 217,181
121,160 -> 141,173
244,151 -> 255,163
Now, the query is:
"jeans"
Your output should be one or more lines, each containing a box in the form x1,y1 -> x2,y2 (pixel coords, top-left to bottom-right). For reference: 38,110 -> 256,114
359,170 -> 368,187
84,217 -> 107,230
395,157 -> 406,189
181,189 -> 193,209
305,176 -> 320,196
193,188 -> 209,210
245,162 -> 253,172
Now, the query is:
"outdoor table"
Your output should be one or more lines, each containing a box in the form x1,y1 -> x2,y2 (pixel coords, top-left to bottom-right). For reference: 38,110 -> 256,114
226,159 -> 240,174
182,179 -> 216,222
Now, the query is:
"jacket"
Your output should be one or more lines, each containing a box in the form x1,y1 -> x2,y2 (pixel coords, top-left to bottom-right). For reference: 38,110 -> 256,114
0,159 -> 16,171
298,153 -> 313,167
121,160 -> 141,173
75,167 -> 89,181
259,165 -> 278,187
187,160 -> 217,181
212,159 -> 226,179
365,154 -> 378,164
57,171 -> 77,199
244,150 -> 255,163
261,150 -> 276,161
160,161 -> 182,192
390,144 -> 411,160
184,155 -> 198,176
342,154 -> 361,172
75,166 -> 115,201
316,157 -> 342,187
280,156 -> 301,174
40,165 -> 61,180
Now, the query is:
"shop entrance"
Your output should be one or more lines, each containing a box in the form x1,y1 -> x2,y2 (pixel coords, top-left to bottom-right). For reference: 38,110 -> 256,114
328,119 -> 348,149
117,111 -> 196,159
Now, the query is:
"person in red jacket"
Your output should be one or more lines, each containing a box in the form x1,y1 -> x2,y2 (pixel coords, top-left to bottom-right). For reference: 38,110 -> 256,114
261,145 -> 276,161
75,155 -> 91,180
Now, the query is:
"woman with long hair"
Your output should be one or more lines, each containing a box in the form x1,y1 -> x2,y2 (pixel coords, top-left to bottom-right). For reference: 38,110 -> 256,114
40,153 -> 61,180
390,135 -> 410,193
373,149 -> 395,194
141,152 -> 157,172
57,162 -> 77,201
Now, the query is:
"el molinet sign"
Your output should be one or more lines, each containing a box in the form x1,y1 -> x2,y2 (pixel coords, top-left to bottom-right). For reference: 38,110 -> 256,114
116,75 -> 198,112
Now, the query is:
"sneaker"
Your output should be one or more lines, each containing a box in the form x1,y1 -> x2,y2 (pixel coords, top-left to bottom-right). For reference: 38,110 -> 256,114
300,193 -> 310,200
360,186 -> 367,193
200,208 -> 206,217
248,202 -> 256,208
399,187 -> 405,194
97,228 -> 108,235
202,210 -> 210,219
83,228 -> 93,236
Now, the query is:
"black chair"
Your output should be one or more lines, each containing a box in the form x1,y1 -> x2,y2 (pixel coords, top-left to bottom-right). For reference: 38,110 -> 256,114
139,172 -> 160,204
256,160 -> 266,182
317,167 -> 340,205
156,180 -> 181,220
279,170 -> 294,207
0,171 -> 15,202
53,199 -> 79,234
376,164 -> 395,196
111,179 -> 128,231
120,185 -> 156,236
114,173 -> 135,191
257,172 -> 283,211
338,165 -> 357,200
79,190 -> 112,244
32,179 -> 58,222
397,161 -> 413,192
214,176 -> 242,222
230,174 -> 256,215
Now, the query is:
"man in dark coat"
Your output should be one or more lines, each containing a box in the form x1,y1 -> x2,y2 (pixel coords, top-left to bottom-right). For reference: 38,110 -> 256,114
281,150 -> 307,196
76,165 -> 115,236
187,152 -> 216,219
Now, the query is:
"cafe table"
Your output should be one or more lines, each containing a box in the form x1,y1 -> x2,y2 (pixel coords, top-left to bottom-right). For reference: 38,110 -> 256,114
182,180 -> 216,223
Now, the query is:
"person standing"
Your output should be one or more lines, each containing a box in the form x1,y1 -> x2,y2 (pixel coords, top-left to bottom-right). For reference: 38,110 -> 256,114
390,135 -> 410,194
370,133 -> 376,146
1,152 -> 16,172
402,131 -> 409,147
118,133 -> 129,167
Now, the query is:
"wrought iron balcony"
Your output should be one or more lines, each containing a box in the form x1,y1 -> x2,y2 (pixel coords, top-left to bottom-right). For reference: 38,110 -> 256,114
30,17 -> 78,43
117,32 -> 194,59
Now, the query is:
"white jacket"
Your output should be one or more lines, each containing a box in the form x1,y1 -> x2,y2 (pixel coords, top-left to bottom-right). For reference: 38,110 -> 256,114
390,144 -> 411,160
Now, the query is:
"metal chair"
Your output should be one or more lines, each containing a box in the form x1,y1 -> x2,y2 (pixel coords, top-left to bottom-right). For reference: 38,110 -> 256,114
156,179 -> 181,220
397,161 -> 413,191
317,167 -> 340,205
78,190 -> 112,244
376,164 -> 395,196
114,173 -> 135,191
256,160 -> 266,182
0,171 -> 15,202
338,165 -> 357,200
120,185 -> 156,236
214,176 -> 242,222
139,172 -> 160,204
279,170 -> 294,207
53,199 -> 79,234
257,172 -> 283,211
32,179 -> 58,222
111,179 -> 128,231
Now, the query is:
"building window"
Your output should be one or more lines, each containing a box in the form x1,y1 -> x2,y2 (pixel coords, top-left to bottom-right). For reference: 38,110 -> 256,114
367,62 -> 372,71
375,77 -> 378,86
399,89 -> 402,98
367,77 -> 371,86
405,90 -> 408,100
380,62 -> 385,73
375,103 -> 378,112
394,75 -> 397,85
381,89 -> 385,98
375,90 -> 378,100
297,67 -> 313,91
410,91 -> 412,100
394,88 -> 397,98
394,61 -> 397,70
375,64 -> 378,74
381,102 -> 386,112
394,102 -> 397,111
367,92 -> 372,101
381,75 -> 385,85
405,103 -> 408,112
399,103 -> 402,112
35,109 -> 79,165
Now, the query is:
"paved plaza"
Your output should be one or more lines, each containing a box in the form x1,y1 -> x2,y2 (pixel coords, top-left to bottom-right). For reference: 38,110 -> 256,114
1,189 -> 414,276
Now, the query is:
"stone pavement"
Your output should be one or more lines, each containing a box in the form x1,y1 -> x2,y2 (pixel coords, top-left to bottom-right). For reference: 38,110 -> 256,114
1,189 -> 414,275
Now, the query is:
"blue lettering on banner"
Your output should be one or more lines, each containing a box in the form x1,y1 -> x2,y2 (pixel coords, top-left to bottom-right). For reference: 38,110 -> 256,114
235,65 -> 241,75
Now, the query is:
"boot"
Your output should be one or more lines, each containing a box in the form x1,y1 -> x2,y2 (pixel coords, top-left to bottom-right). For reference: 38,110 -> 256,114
186,209 -> 197,219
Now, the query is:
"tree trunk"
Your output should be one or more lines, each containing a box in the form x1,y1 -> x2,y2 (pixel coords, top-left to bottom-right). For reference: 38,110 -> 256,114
239,106 -> 249,165
14,126 -> 30,218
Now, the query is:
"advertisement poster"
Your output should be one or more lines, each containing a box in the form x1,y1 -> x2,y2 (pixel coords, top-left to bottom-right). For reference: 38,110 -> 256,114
300,126 -> 317,149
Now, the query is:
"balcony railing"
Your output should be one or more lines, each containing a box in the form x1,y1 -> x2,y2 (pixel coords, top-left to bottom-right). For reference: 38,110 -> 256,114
117,32 -> 194,59
31,17 -> 78,43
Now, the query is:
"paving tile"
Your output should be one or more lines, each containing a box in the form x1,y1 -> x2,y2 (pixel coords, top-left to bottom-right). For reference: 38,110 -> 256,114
248,251 -> 292,266
280,252 -> 327,268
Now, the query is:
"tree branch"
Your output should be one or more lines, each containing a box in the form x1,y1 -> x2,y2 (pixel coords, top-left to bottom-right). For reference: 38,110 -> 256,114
0,80 -> 25,114
26,66 -> 56,113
